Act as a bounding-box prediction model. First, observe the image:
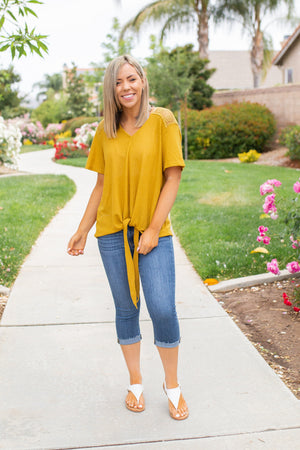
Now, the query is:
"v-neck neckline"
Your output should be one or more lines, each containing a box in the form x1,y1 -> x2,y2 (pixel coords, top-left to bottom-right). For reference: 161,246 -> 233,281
119,107 -> 156,137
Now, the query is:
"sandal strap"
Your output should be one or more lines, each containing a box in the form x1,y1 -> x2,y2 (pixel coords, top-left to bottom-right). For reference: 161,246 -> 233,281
127,384 -> 144,403
163,382 -> 181,410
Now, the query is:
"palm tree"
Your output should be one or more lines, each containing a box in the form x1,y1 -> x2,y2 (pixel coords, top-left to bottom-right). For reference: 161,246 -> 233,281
213,0 -> 296,88
34,73 -> 63,101
120,0 -> 212,59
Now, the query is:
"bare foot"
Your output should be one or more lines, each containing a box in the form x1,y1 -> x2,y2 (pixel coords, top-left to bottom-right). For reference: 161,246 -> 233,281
168,392 -> 189,420
125,389 -> 145,412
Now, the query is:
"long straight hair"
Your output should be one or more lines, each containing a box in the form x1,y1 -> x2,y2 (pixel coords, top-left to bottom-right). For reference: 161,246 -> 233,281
103,55 -> 149,139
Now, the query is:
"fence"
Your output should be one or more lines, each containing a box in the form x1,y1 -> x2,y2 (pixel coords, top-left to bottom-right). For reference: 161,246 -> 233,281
213,84 -> 300,128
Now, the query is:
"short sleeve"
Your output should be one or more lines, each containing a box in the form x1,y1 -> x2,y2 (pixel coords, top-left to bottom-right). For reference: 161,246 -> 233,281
85,121 -> 105,174
162,118 -> 185,172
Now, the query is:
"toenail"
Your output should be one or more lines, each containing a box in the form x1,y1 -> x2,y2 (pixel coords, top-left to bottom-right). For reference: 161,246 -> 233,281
138,404 -> 143,408
175,413 -> 180,418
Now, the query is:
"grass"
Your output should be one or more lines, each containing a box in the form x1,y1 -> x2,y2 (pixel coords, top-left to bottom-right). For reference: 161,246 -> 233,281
0,174 -> 76,287
171,161 -> 300,281
21,144 -> 53,153
56,157 -> 88,168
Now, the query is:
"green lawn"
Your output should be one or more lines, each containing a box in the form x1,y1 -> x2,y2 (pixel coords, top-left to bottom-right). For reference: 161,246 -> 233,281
171,161 -> 299,281
0,174 -> 76,287
56,157 -> 88,167
21,144 -> 53,153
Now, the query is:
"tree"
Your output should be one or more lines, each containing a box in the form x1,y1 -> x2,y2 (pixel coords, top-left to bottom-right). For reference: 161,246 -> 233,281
147,41 -> 214,112
0,0 -> 48,59
102,17 -> 134,63
0,65 -> 27,118
65,63 -> 92,118
121,0 -> 212,59
146,40 -> 215,158
34,73 -> 63,101
83,18 -> 135,115
31,93 -> 68,126
213,0 -> 296,88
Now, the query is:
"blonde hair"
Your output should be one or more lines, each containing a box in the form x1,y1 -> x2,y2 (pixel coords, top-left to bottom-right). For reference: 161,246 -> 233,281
103,55 -> 149,138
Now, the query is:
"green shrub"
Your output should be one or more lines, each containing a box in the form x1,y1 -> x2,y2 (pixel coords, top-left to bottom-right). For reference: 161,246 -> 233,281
279,125 -> 300,160
62,116 -> 98,136
184,103 -> 276,159
31,96 -> 69,127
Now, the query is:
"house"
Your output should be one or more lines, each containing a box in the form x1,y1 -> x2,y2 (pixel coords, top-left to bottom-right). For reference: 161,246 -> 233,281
273,24 -> 300,84
208,50 -> 281,90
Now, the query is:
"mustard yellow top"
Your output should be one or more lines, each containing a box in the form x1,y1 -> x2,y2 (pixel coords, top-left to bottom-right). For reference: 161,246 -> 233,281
86,107 -> 185,307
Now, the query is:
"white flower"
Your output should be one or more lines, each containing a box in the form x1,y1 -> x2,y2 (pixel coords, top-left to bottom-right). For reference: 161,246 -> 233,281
0,117 -> 22,169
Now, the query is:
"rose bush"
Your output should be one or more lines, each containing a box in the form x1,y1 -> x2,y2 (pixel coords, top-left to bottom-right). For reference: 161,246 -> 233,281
254,177 -> 300,311
54,122 -> 98,160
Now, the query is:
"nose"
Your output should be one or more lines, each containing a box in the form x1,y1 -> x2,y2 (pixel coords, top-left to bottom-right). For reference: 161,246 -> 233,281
123,80 -> 130,90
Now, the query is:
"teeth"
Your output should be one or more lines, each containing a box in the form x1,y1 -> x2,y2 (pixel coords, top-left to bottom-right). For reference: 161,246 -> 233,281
123,94 -> 134,98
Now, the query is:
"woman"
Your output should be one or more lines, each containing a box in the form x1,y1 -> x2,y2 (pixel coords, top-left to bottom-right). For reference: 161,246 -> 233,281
67,55 -> 189,421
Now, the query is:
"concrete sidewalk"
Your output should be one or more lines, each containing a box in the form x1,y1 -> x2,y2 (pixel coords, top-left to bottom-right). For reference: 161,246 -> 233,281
0,149 -> 299,450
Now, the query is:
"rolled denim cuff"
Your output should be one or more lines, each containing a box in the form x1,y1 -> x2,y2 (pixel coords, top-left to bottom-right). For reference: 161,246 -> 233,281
118,334 -> 142,345
155,337 -> 181,348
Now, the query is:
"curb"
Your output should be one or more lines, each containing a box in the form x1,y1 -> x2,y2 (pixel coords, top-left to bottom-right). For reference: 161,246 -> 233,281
0,285 -> 10,296
208,270 -> 300,293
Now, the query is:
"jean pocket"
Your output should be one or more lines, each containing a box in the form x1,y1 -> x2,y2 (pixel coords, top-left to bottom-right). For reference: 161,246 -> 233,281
97,231 -> 124,252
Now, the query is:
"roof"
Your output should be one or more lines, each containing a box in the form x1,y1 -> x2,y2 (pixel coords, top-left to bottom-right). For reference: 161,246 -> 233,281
273,23 -> 300,65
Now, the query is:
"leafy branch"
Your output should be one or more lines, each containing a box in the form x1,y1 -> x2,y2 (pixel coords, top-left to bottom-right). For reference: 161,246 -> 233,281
0,0 -> 48,58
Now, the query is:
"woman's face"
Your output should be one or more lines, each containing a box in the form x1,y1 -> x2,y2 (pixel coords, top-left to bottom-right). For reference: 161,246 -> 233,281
115,63 -> 144,113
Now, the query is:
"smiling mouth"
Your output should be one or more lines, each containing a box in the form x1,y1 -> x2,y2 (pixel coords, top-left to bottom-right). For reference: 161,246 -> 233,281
122,93 -> 135,99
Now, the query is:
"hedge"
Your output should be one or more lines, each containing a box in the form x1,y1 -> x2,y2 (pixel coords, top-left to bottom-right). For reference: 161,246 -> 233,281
185,102 -> 276,159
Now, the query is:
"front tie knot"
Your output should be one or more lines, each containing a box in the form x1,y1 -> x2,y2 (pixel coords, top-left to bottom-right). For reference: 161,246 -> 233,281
122,219 -> 140,308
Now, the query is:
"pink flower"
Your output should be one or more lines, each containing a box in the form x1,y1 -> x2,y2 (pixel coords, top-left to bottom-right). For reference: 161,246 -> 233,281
290,236 -> 300,249
293,181 -> 300,194
257,236 -> 263,242
270,212 -> 278,220
267,259 -> 280,275
258,226 -> 268,234
263,194 -> 277,214
268,179 -> 282,187
260,183 -> 274,196
286,261 -> 300,273
294,307 -> 300,313
263,236 -> 271,245
260,179 -> 282,195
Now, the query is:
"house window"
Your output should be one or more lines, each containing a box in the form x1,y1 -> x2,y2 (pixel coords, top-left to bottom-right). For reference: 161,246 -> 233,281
285,68 -> 293,84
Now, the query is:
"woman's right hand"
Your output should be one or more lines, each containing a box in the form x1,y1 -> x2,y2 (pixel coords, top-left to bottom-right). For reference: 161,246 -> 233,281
67,231 -> 87,256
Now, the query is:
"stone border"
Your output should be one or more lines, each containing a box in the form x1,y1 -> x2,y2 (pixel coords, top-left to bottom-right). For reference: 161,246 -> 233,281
208,270 -> 300,293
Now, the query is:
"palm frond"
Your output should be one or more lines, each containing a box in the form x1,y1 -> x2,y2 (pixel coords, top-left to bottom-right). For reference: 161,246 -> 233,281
120,0 -> 192,39
262,32 -> 274,81
159,9 -> 196,41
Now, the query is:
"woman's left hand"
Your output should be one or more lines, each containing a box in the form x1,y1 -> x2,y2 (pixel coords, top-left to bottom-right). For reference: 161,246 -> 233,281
137,227 -> 159,255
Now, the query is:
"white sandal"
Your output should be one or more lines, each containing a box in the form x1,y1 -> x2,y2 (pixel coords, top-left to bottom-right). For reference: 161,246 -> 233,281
163,382 -> 189,420
126,384 -> 145,412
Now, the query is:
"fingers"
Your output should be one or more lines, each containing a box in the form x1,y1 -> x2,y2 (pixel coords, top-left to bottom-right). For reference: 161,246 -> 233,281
67,247 -> 84,256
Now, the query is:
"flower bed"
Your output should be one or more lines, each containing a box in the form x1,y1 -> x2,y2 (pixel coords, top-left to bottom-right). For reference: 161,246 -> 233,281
54,121 -> 98,160
253,177 -> 300,311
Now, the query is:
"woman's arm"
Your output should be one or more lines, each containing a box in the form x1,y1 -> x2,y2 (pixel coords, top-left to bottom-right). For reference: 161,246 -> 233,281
67,173 -> 104,256
137,166 -> 182,255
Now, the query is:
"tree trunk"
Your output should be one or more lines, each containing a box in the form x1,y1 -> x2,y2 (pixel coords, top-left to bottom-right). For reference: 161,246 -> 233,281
184,92 -> 188,160
177,108 -> 181,131
251,7 -> 263,88
251,29 -> 264,88
195,1 -> 209,59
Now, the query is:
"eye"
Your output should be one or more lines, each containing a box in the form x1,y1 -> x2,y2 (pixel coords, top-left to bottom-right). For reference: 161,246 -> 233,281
130,78 -> 136,82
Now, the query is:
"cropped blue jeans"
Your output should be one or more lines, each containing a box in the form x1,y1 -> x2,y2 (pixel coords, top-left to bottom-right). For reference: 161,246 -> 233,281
97,227 -> 180,348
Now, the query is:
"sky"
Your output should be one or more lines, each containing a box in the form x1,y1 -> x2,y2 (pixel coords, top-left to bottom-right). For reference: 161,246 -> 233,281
1,0 -> 299,106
